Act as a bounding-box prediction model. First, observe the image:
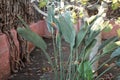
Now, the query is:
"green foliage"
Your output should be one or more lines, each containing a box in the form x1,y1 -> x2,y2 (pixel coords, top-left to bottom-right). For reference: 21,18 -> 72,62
98,36 -> 118,50
17,27 -> 47,51
112,0 -> 120,10
102,21 -> 113,32
57,12 -> 76,80
111,47 -> 120,58
46,5 -> 55,33
71,11 -> 83,24
117,28 -> 120,38
17,16 -> 56,79
59,12 -> 76,47
103,42 -> 119,54
111,47 -> 120,67
71,11 -> 78,24
80,0 -> 89,5
74,24 -> 88,48
77,61 -> 93,80
17,16 -> 47,51
17,0 -> 120,79
116,58 -> 120,66
17,16 -> 30,30
39,0 -> 48,8
18,13 -> 120,80
116,17 -> 120,24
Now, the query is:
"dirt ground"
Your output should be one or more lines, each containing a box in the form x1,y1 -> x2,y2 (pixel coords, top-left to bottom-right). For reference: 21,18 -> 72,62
8,38 -> 120,80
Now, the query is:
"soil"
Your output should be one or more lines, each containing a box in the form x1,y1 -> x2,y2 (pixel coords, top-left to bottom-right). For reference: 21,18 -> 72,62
8,38 -> 120,80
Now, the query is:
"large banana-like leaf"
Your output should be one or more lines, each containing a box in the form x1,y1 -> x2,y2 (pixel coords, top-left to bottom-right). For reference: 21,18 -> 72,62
59,12 -> 76,46
17,27 -> 47,51
17,16 -> 30,30
111,48 -> 120,67
111,47 -> 120,58
74,24 -> 88,48
53,16 -> 62,35
86,15 -> 105,46
85,21 -> 101,47
116,58 -> 120,67
46,5 -> 55,32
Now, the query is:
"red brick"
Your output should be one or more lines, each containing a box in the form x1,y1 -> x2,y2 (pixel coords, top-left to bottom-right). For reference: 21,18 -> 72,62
30,20 -> 51,37
0,33 -> 10,80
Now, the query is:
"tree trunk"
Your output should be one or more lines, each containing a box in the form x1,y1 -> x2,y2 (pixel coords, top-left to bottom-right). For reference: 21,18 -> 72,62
0,0 -> 40,73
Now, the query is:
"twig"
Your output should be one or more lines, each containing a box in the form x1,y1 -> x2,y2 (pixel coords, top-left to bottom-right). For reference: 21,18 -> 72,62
32,3 -> 48,17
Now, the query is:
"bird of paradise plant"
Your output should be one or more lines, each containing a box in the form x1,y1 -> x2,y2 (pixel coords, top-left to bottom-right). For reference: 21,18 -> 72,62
17,0 -> 120,80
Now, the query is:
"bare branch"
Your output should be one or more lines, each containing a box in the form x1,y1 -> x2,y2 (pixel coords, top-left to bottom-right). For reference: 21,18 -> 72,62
32,3 -> 48,17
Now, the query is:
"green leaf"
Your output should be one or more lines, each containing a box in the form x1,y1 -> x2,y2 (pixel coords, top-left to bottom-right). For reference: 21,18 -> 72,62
112,2 -> 120,10
86,30 -> 100,47
103,22 -> 113,32
59,12 -> 76,46
111,47 -> 120,58
74,25 -> 88,48
78,61 -> 93,80
86,19 -> 103,47
116,58 -> 120,66
87,15 -> 96,24
98,36 -> 118,50
17,15 -> 47,51
17,16 -> 30,30
80,0 -> 89,5
103,42 -> 119,54
116,17 -> 120,24
56,33 -> 61,48
112,0 -> 118,3
115,41 -> 120,46
46,6 -> 55,32
52,15 -> 62,34
117,28 -> 120,38
85,39 -> 97,59
17,27 -> 47,51
39,0 -> 47,8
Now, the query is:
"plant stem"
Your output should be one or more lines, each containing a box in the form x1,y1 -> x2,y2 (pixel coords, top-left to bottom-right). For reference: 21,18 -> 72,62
76,48 -> 79,62
58,38 -> 64,80
52,34 -> 58,80
32,3 -> 48,17
95,58 -> 112,72
68,46 -> 73,80
90,53 -> 107,65
43,50 -> 57,79
95,65 -> 115,80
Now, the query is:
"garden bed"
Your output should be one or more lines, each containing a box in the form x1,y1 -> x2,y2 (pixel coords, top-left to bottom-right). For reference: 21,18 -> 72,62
7,19 -> 120,80
8,38 -> 120,80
